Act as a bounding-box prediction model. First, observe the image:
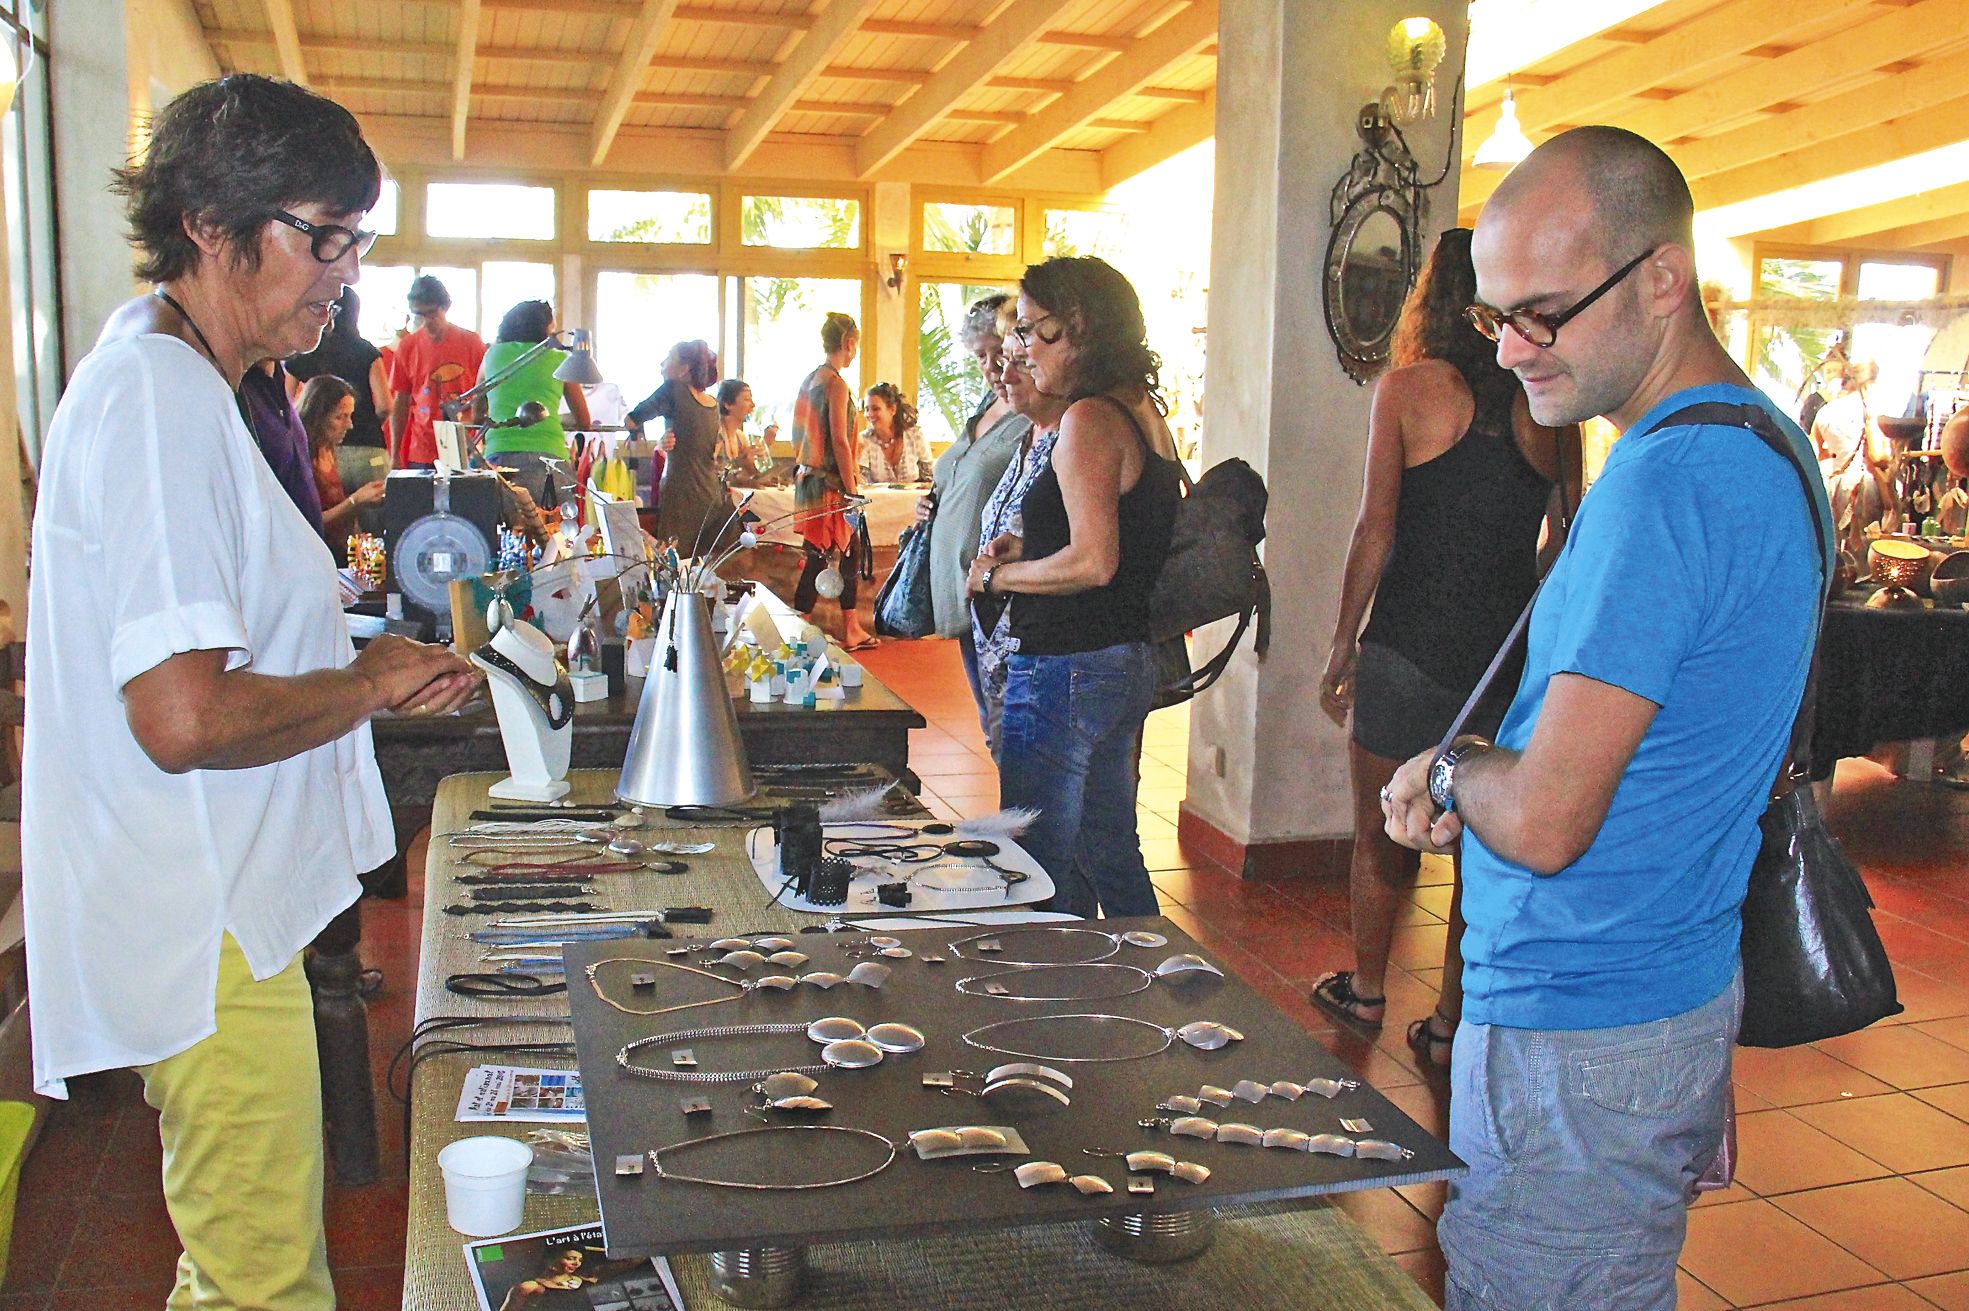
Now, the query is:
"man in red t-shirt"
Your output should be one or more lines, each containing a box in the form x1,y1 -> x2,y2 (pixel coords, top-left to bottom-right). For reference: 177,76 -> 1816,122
388,275 -> 486,465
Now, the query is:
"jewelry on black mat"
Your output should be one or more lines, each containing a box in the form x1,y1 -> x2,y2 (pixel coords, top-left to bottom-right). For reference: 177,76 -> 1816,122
617,1020 -> 911,1082
960,1013 -> 1244,1063
1082,1148 -> 1211,1184
947,926 -> 1168,966
955,963 -> 1154,1002
1136,1116 -> 1412,1160
1161,1076 -> 1358,1112
587,957 -> 749,1017
907,1125 -> 1029,1160
1153,954 -> 1226,981
645,1124 -> 899,1189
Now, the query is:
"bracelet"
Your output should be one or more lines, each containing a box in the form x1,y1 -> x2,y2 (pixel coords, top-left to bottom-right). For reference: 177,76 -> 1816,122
981,565 -> 999,596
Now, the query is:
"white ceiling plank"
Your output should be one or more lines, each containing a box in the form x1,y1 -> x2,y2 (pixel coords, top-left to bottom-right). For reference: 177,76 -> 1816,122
980,1 -> 1215,185
452,0 -> 482,160
589,0 -> 684,166
724,0 -> 886,172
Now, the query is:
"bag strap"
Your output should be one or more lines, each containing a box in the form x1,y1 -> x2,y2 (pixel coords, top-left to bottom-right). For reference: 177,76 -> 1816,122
1434,396 -> 1831,768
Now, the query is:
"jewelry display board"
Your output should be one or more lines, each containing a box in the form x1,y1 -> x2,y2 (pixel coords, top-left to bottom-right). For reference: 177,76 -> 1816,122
567,916 -> 1463,1258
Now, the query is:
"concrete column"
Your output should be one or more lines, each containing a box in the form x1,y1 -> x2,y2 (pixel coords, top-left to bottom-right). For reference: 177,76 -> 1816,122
1179,0 -> 1465,879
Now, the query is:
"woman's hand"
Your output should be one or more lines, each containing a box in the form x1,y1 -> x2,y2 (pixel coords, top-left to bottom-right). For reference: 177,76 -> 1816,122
351,479 -> 386,508
1319,642 -> 1358,727
762,422 -> 779,444
660,433 -> 677,454
966,533 -> 1023,595
914,495 -> 934,523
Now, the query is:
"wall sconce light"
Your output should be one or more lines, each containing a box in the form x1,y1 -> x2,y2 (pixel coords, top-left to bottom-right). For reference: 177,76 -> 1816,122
1381,17 -> 1446,125
885,252 -> 907,293
1473,86 -> 1535,169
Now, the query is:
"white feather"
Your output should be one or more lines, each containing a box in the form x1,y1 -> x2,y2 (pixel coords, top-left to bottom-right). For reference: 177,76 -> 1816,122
954,807 -> 1041,840
818,783 -> 902,822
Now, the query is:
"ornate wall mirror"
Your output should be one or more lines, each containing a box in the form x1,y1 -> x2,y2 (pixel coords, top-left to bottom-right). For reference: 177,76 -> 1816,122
1323,105 -> 1429,384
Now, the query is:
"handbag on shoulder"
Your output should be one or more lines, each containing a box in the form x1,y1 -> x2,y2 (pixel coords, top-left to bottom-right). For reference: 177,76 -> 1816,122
1439,399 -> 1901,1050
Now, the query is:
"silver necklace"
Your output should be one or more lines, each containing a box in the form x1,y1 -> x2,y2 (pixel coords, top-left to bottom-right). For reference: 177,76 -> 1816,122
946,926 -> 1167,966
954,963 -> 1154,1002
617,1020 -> 891,1083
961,1013 -> 1243,1063
647,1124 -> 898,1190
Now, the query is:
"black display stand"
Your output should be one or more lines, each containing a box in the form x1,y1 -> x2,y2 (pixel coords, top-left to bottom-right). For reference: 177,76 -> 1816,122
565,916 -> 1463,1258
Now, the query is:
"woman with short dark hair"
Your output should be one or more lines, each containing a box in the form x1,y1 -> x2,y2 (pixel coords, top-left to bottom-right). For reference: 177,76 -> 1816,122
967,257 -> 1180,917
474,298 -> 592,508
714,377 -> 776,485
629,339 -> 731,556
24,74 -> 476,1307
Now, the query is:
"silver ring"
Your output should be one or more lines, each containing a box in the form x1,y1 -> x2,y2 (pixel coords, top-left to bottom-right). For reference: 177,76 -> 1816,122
1378,786 -> 1391,803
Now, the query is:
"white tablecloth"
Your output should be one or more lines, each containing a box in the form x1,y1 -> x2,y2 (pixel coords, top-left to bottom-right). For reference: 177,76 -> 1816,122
745,485 -> 924,546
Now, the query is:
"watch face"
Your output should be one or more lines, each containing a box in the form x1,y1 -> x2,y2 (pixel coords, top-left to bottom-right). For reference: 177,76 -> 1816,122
1428,754 -> 1455,811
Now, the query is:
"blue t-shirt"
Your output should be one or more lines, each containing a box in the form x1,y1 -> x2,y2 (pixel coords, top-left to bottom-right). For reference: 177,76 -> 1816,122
1460,384 -> 1832,1031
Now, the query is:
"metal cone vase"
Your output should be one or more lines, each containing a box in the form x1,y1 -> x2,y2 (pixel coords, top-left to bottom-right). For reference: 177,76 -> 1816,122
617,589 -> 755,807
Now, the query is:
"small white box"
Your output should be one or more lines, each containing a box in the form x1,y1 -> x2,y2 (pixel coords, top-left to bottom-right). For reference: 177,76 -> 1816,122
569,670 -> 609,703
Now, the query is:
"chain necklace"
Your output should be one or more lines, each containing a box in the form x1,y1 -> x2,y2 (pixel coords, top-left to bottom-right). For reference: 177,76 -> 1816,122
617,1020 -> 888,1083
586,957 -> 748,1017
946,926 -> 1167,966
647,1125 -> 898,1190
954,963 -> 1153,1002
961,1013 -> 1244,1063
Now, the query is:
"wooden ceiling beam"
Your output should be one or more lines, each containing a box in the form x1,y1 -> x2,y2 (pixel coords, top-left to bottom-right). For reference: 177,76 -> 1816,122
590,0 -> 682,165
451,0 -> 481,160
1764,177 -> 1969,245
1867,211 -> 1969,250
725,0 -> 885,171
482,0 -> 641,16
1101,86 -> 1215,190
259,0 -> 309,85
1692,90 -> 1969,211
854,0 -> 1061,177
482,1 -> 1128,50
211,29 -> 604,65
979,0 -> 1216,184
1613,0 -> 1968,149
1460,0 -> 1874,158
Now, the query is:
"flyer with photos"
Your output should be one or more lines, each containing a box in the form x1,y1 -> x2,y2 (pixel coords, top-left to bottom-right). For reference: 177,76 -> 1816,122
455,1065 -> 586,1123
465,1223 -> 684,1311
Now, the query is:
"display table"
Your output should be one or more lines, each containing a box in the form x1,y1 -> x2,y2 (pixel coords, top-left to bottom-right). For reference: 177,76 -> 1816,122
1811,597 -> 1969,778
403,772 -> 1446,1310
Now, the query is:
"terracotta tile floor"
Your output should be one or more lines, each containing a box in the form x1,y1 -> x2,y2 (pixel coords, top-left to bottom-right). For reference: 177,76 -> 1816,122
7,635 -> 1968,1308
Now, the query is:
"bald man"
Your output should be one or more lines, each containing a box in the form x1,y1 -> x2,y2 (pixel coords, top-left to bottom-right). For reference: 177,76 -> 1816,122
1380,127 -> 1833,1309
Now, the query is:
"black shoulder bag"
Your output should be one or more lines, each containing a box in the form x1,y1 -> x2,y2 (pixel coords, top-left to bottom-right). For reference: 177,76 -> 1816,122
1439,399 -> 1900,1049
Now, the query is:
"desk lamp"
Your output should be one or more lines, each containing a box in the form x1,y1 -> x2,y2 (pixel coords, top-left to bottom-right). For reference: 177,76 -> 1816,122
441,328 -> 602,421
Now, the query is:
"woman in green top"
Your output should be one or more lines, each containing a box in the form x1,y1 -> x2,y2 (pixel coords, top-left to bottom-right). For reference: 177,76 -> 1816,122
474,299 -> 591,508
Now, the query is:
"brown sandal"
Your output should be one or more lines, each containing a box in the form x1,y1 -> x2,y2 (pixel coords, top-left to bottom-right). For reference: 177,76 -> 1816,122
1310,970 -> 1386,1030
1406,1010 -> 1454,1070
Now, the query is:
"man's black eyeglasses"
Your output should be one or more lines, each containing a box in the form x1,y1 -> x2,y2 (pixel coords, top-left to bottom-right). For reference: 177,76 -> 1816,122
271,210 -> 379,263
1466,246 -> 1657,348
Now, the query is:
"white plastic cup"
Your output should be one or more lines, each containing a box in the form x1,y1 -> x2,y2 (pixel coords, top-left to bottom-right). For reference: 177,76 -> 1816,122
437,1136 -> 533,1236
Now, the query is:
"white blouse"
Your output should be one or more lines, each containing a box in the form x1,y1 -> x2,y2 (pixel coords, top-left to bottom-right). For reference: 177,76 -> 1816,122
22,334 -> 392,1096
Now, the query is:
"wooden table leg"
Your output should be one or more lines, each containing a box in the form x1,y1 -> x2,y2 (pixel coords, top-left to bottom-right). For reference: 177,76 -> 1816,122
307,902 -> 379,1185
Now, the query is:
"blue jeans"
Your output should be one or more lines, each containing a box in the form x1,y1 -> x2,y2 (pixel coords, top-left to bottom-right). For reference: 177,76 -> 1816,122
998,641 -> 1160,918
957,629 -> 1000,757
1440,971 -> 1743,1311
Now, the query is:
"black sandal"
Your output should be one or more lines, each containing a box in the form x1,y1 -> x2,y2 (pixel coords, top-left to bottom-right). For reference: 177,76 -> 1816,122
1407,1010 -> 1454,1070
1310,970 -> 1386,1030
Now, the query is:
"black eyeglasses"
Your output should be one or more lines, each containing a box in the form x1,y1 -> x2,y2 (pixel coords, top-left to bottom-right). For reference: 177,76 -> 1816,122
1011,314 -> 1064,347
1466,246 -> 1657,348
271,209 -> 379,263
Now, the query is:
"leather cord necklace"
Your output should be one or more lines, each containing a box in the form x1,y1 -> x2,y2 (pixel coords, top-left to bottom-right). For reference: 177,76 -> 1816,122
474,644 -> 574,729
153,289 -> 252,430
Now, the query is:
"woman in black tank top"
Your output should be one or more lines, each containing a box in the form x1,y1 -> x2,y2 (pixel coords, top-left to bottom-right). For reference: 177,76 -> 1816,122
964,257 -> 1179,920
1309,230 -> 1581,1067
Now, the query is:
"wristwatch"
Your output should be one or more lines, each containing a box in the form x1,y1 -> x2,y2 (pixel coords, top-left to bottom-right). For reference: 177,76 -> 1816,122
1428,739 -> 1492,814
980,565 -> 1000,596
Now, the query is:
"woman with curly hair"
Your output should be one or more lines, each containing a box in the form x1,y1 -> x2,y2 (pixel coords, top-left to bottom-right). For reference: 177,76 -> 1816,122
966,256 -> 1180,918
1310,227 -> 1580,1069
629,339 -> 728,555
859,381 -> 932,483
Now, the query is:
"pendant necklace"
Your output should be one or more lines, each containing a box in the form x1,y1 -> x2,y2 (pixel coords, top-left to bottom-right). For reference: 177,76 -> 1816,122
961,1012 -> 1244,1063
954,963 -> 1154,1002
646,1124 -> 898,1190
586,957 -> 749,1017
947,926 -> 1168,966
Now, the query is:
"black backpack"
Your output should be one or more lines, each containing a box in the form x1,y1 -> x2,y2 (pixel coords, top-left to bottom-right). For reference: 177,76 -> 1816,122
1149,457 -> 1271,703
